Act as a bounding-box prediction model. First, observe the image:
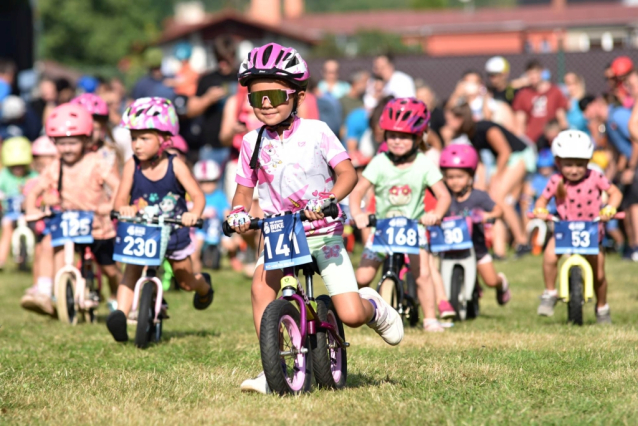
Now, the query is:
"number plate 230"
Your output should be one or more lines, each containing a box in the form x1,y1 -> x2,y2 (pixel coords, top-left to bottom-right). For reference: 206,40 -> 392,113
262,215 -> 312,270
113,222 -> 163,266
554,221 -> 599,255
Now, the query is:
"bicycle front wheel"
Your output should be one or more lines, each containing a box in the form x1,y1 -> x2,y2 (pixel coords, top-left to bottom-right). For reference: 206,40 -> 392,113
135,282 -> 155,348
260,299 -> 312,395
55,273 -> 77,325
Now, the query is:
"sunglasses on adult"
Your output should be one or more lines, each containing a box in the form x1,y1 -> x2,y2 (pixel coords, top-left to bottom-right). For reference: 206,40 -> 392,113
247,89 -> 297,108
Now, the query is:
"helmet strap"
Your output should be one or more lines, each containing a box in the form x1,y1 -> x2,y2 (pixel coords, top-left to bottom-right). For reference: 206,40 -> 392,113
385,135 -> 419,165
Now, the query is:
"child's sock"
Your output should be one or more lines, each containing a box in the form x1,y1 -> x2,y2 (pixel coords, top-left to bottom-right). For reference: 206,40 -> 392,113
367,299 -> 378,324
546,289 -> 558,297
36,277 -> 52,296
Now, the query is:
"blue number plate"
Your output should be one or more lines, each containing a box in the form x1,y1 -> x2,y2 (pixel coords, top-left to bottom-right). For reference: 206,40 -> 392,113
3,195 -> 24,221
49,211 -> 94,247
554,221 -> 599,255
113,222 -> 164,266
262,214 -> 312,271
428,217 -> 472,253
370,217 -> 421,255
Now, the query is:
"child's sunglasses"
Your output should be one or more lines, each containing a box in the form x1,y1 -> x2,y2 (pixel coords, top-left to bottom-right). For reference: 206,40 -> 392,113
247,89 -> 297,108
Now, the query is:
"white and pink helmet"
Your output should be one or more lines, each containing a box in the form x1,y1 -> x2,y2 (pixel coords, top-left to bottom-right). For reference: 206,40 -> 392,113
70,93 -> 108,118
120,97 -> 179,136
238,43 -> 309,90
31,135 -> 58,157
193,160 -> 221,182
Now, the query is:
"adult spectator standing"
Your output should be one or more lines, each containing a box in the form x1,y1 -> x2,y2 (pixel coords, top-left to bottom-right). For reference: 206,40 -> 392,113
582,95 -> 638,260
318,59 -> 350,99
610,56 -> 634,108
563,72 -> 588,133
513,59 -> 568,142
170,41 -> 200,97
485,56 -> 521,106
187,36 -> 237,166
372,53 -> 416,99
131,48 -> 176,101
340,70 -> 369,122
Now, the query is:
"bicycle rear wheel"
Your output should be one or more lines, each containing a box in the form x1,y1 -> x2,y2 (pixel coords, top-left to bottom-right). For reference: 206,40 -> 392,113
311,295 -> 347,389
378,278 -> 397,309
260,299 -> 312,395
18,236 -> 28,271
405,271 -> 420,327
450,266 -> 467,321
135,282 -> 155,348
568,267 -> 584,326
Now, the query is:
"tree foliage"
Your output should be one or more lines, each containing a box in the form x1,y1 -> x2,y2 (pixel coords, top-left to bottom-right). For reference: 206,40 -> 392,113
311,30 -> 420,58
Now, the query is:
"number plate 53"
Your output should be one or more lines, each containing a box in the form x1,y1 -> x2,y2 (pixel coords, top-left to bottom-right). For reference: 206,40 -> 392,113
554,221 -> 599,255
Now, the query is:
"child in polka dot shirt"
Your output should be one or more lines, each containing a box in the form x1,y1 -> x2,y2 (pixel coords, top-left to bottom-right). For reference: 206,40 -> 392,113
532,130 -> 622,323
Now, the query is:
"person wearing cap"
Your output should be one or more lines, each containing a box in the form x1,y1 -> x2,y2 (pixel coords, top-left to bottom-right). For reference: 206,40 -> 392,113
0,95 -> 41,141
611,56 -> 635,109
485,56 -> 519,106
130,47 -> 176,101
165,41 -> 199,97
582,94 -> 638,260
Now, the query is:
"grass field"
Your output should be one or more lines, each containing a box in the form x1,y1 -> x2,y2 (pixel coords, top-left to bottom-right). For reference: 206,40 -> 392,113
2,252 -> 638,425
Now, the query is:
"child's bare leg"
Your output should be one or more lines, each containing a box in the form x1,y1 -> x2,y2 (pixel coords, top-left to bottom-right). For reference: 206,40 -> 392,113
355,255 -> 381,288
191,238 -> 204,274
251,264 -> 283,337
332,292 -> 375,327
477,261 -> 503,288
429,255 -> 447,303
99,263 -> 122,296
32,242 -> 42,285
0,220 -> 13,267
587,251 -> 607,308
409,250 -> 436,320
170,256 -> 209,295
543,237 -> 559,291
116,264 -> 144,316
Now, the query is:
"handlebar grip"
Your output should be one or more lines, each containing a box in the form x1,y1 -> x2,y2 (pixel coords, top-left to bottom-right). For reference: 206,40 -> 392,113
367,214 -> 377,228
222,218 -> 261,236
110,210 -> 120,220
485,218 -> 496,224
323,203 -> 340,219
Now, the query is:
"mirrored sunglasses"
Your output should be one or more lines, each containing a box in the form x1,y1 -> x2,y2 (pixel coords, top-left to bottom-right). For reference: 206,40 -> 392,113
247,89 -> 297,108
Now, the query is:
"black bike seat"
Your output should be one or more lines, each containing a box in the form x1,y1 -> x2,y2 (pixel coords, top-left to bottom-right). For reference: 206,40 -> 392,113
295,256 -> 320,276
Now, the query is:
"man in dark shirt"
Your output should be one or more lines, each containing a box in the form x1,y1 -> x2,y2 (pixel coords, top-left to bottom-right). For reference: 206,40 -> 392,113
187,36 -> 237,166
485,56 -> 518,106
131,48 -> 176,101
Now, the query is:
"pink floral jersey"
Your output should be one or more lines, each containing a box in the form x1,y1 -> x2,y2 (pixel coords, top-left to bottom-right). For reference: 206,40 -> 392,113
235,117 -> 350,236
542,170 -> 611,221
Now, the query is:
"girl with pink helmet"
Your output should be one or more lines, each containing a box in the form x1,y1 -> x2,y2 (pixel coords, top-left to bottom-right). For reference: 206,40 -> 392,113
24,103 -> 123,317
350,97 -> 453,333
71,93 -> 124,171
106,97 -> 213,342
439,144 -> 511,306
228,43 -> 406,394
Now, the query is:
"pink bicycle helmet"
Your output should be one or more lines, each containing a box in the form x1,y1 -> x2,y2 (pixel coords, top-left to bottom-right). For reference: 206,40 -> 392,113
439,144 -> 479,173
238,43 -> 309,90
169,134 -> 188,154
379,98 -> 430,136
120,97 -> 179,136
70,93 -> 108,118
31,135 -> 58,156
46,103 -> 93,137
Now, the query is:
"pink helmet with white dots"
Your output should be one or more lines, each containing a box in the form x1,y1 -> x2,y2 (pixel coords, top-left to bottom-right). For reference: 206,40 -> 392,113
439,144 -> 479,173
120,97 -> 179,136
46,103 -> 93,137
70,93 -> 108,118
31,135 -> 58,157
238,43 -> 309,90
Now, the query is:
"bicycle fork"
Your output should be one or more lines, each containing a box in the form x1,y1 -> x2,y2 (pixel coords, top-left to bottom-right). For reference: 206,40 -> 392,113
280,266 -> 349,353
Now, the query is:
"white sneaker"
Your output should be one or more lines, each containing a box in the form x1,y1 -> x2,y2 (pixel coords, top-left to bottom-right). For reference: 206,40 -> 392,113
359,287 -> 404,346
240,371 -> 271,394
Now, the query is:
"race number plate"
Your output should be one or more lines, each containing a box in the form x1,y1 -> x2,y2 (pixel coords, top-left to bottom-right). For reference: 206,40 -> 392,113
428,217 -> 472,252
49,211 -> 94,247
3,195 -> 24,221
262,214 -> 312,271
554,221 -> 599,255
113,222 -> 164,266
369,217 -> 421,255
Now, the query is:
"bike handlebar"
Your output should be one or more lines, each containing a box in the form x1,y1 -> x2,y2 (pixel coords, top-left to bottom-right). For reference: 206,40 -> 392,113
222,203 -> 340,236
366,213 -> 494,228
526,211 -> 625,222
110,211 -> 204,228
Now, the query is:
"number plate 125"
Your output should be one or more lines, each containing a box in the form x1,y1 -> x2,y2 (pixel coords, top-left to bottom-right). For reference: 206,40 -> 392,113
554,221 -> 599,255
49,211 -> 94,247
113,222 -> 163,266
262,215 -> 312,270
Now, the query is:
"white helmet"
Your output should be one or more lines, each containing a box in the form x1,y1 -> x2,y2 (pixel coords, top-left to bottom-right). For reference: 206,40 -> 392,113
193,160 -> 221,182
551,130 -> 594,160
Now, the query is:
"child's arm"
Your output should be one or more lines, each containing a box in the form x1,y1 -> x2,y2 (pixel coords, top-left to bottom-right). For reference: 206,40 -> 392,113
600,183 -> 623,222
483,203 -> 503,221
25,179 -> 47,218
97,163 -> 122,215
422,180 -> 451,226
113,158 -> 135,217
305,160 -> 357,222
349,175 -> 373,229
173,157 -> 205,226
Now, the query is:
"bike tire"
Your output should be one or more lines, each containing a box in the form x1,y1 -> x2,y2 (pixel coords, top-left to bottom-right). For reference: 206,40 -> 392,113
260,299 -> 312,395
55,273 -> 77,325
568,267 -> 584,326
135,282 -> 155,349
450,265 -> 467,321
405,272 -> 420,327
311,295 -> 347,390
466,280 -> 480,320
378,278 -> 397,310
18,236 -> 28,271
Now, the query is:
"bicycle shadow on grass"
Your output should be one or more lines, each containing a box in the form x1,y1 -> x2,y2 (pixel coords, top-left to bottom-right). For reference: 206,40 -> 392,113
162,329 -> 221,340
344,373 -> 400,389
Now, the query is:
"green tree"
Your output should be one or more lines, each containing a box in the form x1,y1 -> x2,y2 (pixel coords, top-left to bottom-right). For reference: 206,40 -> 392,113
311,30 -> 420,58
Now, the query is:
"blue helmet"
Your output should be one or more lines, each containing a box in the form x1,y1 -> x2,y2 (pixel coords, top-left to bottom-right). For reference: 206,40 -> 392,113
174,42 -> 193,61
77,75 -> 99,94
537,149 -> 555,169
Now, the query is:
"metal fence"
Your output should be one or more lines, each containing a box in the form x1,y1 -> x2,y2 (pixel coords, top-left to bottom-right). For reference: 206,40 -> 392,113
307,49 -> 638,100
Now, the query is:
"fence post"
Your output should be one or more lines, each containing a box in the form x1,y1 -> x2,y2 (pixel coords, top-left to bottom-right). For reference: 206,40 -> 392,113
557,38 -> 566,83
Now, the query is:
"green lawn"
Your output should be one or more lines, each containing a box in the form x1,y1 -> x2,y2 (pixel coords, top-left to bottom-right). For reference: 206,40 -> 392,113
2,253 -> 638,425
